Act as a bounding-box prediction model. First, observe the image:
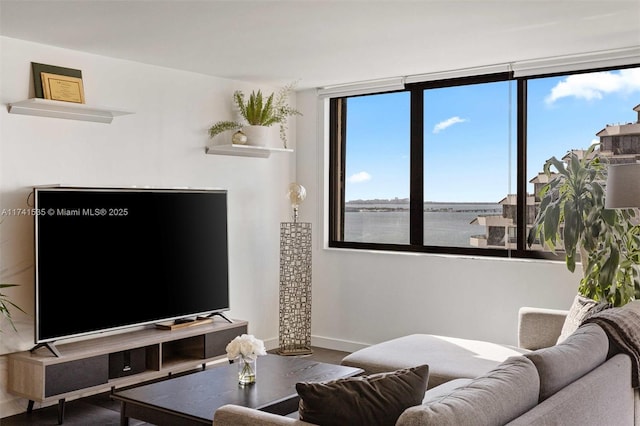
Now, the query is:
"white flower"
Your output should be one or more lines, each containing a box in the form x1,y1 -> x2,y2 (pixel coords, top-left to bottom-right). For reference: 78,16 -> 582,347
226,334 -> 266,361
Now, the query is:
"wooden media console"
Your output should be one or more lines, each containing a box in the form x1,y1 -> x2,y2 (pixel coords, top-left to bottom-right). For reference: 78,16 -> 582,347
8,318 -> 247,424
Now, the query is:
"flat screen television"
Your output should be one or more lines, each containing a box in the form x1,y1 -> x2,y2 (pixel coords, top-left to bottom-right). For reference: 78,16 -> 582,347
34,186 -> 229,349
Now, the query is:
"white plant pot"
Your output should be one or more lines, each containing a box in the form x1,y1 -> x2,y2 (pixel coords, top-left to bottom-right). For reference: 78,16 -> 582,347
243,125 -> 271,147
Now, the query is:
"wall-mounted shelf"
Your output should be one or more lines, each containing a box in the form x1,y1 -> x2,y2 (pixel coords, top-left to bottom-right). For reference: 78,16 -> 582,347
205,144 -> 294,158
7,98 -> 134,124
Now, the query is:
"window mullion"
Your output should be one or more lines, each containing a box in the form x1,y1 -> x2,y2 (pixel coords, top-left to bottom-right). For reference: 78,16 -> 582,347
328,98 -> 346,242
516,80 -> 527,252
410,88 -> 424,246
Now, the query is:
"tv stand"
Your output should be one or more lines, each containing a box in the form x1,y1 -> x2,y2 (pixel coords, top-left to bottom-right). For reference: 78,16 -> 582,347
8,319 -> 247,424
30,341 -> 62,358
208,312 -> 233,323
155,316 -> 219,330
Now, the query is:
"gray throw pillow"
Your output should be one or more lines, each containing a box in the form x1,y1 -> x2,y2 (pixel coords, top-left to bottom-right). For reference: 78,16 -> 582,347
296,364 -> 429,426
557,294 -> 610,343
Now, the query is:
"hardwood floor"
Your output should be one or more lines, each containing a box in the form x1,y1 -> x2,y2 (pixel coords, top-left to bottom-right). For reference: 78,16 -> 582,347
1,347 -> 350,425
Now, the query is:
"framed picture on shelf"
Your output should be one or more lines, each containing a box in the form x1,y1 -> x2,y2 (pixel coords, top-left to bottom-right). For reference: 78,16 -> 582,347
31,62 -> 83,99
40,72 -> 85,104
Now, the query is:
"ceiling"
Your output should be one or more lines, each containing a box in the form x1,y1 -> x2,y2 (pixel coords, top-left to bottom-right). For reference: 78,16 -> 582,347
1,1 -> 639,89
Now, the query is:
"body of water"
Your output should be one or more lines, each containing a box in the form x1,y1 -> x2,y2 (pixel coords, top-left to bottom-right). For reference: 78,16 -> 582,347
344,202 -> 502,247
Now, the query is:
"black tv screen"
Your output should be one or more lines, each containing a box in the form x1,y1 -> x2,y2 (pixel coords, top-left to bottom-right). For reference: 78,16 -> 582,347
34,187 -> 229,343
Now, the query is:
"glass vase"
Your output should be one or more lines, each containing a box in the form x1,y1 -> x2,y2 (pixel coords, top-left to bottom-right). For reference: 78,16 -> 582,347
237,356 -> 256,385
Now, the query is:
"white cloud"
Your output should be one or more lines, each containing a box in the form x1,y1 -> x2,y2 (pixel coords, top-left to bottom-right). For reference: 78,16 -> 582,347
348,171 -> 372,183
433,116 -> 467,134
545,68 -> 640,105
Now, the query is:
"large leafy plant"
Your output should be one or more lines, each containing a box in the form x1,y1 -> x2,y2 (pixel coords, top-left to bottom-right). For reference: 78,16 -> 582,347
208,82 -> 302,148
1,283 -> 25,332
527,145 -> 640,306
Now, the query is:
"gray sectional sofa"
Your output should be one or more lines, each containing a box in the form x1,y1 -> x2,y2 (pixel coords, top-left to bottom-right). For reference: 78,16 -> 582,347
395,323 -> 633,425
213,306 -> 638,425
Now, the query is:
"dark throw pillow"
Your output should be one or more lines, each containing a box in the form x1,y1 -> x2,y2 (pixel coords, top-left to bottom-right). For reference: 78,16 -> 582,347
295,364 -> 429,426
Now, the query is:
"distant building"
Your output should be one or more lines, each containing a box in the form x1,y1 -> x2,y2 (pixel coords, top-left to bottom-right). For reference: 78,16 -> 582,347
470,103 -> 640,250
598,104 -> 640,162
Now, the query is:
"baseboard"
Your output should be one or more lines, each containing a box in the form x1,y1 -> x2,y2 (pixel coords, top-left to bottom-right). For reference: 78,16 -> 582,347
263,337 -> 279,351
264,335 -> 369,354
0,399 -> 27,420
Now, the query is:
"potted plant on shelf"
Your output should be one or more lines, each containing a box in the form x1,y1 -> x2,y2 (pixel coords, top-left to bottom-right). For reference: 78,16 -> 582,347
0,283 -> 25,332
528,144 -> 640,309
208,82 -> 302,149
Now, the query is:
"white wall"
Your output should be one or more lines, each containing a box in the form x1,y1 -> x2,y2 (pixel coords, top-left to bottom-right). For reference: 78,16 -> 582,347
295,90 -> 579,353
0,35 -> 582,419
0,37 -> 295,417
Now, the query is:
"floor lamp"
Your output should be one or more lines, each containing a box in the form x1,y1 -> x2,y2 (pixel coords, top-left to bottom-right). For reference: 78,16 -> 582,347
278,183 -> 313,355
606,163 -> 640,209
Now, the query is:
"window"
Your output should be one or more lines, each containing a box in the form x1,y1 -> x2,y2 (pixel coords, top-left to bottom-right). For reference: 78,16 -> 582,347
341,92 -> 410,244
422,80 -> 516,248
524,69 -> 640,251
329,64 -> 640,258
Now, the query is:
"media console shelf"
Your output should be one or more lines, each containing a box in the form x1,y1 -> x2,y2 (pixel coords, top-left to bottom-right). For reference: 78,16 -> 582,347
8,319 -> 247,424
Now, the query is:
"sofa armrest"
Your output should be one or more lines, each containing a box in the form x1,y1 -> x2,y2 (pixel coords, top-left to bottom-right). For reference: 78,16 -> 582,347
518,307 -> 568,350
213,404 -> 314,426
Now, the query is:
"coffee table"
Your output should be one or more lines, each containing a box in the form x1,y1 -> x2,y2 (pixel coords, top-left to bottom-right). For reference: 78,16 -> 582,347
111,354 -> 363,425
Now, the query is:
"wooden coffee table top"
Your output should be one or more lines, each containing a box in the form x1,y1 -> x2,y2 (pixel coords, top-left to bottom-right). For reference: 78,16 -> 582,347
112,354 -> 363,423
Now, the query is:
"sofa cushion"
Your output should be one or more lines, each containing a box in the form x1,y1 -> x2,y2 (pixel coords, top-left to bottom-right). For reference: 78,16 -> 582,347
506,354 -> 634,426
524,323 -> 609,402
341,334 -> 528,388
396,356 -> 540,426
296,364 -> 428,426
421,378 -> 472,403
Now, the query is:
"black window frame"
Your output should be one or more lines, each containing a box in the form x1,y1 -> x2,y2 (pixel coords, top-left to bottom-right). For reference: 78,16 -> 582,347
328,63 -> 640,259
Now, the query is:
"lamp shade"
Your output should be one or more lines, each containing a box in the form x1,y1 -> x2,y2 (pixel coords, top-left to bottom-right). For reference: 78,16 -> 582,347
605,163 -> 640,209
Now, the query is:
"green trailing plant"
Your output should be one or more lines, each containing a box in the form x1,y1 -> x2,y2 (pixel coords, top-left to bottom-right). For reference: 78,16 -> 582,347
0,283 -> 25,332
527,144 -> 640,306
208,121 -> 244,139
208,82 -> 302,148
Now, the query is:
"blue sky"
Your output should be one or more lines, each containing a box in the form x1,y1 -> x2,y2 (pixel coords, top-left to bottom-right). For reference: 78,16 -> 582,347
345,67 -> 640,202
